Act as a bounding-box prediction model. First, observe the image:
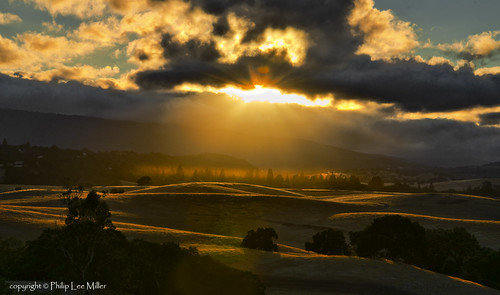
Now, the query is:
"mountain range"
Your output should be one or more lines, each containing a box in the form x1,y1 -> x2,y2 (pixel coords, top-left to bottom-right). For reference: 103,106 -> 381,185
0,108 -> 415,171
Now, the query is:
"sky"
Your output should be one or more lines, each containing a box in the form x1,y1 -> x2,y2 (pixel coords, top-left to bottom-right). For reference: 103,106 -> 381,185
0,0 -> 500,166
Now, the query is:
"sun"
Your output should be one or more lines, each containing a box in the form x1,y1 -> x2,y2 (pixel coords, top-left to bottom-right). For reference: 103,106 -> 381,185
219,85 -> 331,107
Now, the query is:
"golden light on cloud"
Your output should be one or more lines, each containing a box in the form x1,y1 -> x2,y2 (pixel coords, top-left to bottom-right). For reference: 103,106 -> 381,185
396,105 -> 500,125
335,100 -> 364,111
219,85 -> 331,107
348,0 -> 419,61
257,27 -> 309,66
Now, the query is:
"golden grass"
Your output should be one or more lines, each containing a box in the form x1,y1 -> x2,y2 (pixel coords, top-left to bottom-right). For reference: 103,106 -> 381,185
330,212 -> 500,225
1,184 -> 500,294
127,182 -> 307,197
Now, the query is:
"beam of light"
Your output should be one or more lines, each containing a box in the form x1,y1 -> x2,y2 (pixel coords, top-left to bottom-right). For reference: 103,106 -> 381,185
219,85 -> 331,107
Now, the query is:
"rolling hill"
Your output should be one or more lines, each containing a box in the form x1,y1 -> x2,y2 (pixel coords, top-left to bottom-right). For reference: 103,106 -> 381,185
1,183 -> 500,294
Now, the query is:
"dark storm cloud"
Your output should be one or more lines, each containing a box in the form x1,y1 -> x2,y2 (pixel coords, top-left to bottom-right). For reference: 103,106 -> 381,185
0,74 -> 175,121
162,34 -> 220,62
479,112 -> 500,126
366,119 -> 500,166
279,59 -> 500,112
136,52 -> 295,89
136,0 -> 500,112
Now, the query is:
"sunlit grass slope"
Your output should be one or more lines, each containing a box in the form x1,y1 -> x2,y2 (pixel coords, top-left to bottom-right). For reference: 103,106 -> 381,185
1,183 -> 500,294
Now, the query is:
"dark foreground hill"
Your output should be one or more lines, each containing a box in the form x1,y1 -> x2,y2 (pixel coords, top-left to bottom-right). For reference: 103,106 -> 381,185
0,108 -> 412,170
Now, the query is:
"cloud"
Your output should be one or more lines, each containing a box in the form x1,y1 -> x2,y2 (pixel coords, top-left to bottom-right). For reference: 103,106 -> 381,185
73,17 -> 124,46
118,0 -> 216,42
348,0 -> 419,61
479,112 -> 500,126
417,56 -> 454,67
0,73 -> 165,119
42,20 -> 64,32
21,0 -> 108,18
368,119 -> 500,166
126,33 -> 168,70
0,12 -> 22,24
3,70 -> 500,166
133,0 -> 500,113
14,32 -> 97,68
5,0 -> 500,116
437,31 -> 500,60
475,66 -> 500,76
280,59 -> 500,112
22,65 -> 120,84
0,35 -> 21,65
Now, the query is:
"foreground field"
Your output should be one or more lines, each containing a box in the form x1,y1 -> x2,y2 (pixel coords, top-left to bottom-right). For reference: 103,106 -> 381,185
1,182 -> 500,294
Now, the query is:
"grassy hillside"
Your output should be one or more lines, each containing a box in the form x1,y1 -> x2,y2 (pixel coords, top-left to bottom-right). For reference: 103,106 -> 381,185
1,183 -> 500,294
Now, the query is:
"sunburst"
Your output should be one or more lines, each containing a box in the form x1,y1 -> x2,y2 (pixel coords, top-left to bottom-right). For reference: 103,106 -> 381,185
219,85 -> 331,107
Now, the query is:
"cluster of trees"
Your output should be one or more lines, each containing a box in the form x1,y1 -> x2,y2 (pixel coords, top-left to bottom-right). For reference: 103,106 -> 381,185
304,215 -> 500,290
240,216 -> 500,290
463,181 -> 497,197
0,191 -> 266,295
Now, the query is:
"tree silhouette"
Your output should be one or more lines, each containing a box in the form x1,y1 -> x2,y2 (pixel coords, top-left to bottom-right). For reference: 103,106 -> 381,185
424,227 -> 480,276
241,228 -> 278,252
23,191 -> 126,285
350,215 -> 426,263
305,228 -> 349,255
64,190 -> 113,229
175,165 -> 185,182
266,169 -> 274,185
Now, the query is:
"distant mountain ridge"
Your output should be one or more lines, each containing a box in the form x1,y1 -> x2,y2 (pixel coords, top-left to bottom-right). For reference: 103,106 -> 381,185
0,108 -> 414,170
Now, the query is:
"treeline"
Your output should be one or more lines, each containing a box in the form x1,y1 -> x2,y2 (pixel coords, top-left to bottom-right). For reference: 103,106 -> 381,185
167,167 -> 367,190
164,169 -> 438,193
2,142 -> 496,197
461,181 -> 498,197
0,141 -> 253,186
0,191 -> 265,295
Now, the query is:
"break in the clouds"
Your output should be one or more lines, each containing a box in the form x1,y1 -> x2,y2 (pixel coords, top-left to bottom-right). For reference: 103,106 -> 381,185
134,0 -> 500,112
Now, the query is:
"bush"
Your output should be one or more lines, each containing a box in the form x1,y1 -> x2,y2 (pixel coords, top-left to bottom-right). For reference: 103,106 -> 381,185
241,228 -> 278,252
305,228 -> 349,255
